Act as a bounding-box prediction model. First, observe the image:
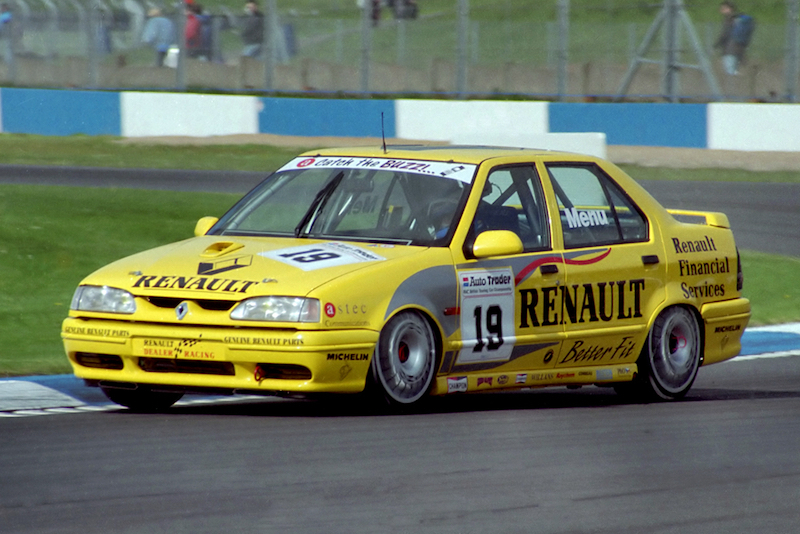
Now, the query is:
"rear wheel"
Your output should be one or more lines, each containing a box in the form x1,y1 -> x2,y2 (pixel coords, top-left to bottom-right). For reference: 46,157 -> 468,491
101,386 -> 184,412
371,311 -> 437,406
618,307 -> 701,401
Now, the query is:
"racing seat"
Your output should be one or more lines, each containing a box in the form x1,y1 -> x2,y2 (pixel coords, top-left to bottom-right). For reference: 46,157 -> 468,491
475,204 -> 520,236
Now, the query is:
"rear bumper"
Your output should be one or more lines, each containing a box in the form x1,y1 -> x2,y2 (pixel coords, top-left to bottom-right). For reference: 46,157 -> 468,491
700,297 -> 751,365
62,317 -> 379,395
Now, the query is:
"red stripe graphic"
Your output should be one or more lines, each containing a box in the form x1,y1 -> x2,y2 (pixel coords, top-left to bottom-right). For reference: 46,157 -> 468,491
514,248 -> 611,285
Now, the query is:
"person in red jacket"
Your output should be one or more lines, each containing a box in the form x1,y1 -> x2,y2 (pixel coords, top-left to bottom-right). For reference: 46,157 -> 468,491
185,3 -> 202,58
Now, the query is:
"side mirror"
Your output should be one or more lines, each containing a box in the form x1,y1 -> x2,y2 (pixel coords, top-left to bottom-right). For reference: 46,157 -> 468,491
194,216 -> 219,237
472,230 -> 524,258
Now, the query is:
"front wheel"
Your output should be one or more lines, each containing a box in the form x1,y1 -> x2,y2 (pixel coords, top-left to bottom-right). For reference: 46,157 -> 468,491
619,307 -> 701,401
101,386 -> 184,412
371,311 -> 437,406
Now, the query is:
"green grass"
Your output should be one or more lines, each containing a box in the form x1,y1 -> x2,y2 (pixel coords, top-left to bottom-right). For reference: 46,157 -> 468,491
0,185 -> 240,376
0,134 -> 306,173
741,252 -> 800,326
260,0 -> 790,24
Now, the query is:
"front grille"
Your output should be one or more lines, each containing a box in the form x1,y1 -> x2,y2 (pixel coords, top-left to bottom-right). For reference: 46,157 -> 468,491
144,296 -> 237,311
138,357 -> 235,376
74,352 -> 124,370
255,363 -> 312,381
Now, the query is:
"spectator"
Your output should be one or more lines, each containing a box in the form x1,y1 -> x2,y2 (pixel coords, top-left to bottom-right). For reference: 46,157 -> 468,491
240,0 -> 263,58
185,3 -> 202,58
0,3 -> 10,63
194,4 -> 213,61
391,0 -> 418,20
0,2 -> 21,60
714,1 -> 754,76
371,0 -> 381,27
141,8 -> 175,67
95,9 -> 113,55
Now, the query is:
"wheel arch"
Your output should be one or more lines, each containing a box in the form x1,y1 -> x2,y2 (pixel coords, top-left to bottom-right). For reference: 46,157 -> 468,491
380,304 -> 445,367
647,302 -> 705,364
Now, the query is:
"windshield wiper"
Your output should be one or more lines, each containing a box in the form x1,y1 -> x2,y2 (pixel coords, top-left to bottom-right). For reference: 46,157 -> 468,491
294,171 -> 345,238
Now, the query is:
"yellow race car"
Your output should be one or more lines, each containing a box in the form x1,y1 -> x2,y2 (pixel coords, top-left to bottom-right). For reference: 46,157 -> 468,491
62,146 -> 750,410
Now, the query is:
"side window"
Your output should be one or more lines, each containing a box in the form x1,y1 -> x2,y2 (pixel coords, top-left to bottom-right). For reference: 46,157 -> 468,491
546,164 -> 648,248
470,165 -> 550,252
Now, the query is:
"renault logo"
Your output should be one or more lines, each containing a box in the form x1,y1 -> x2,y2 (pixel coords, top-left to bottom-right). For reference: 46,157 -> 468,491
176,301 -> 189,320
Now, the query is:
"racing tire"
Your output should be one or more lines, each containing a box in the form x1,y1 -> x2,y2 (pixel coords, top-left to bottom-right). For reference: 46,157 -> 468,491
370,310 -> 437,407
618,306 -> 701,401
101,386 -> 184,412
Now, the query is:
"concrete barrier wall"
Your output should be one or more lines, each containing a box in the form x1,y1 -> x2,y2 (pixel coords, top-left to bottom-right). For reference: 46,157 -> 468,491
707,103 -> 800,152
121,93 -> 260,138
549,103 -> 707,149
259,98 -> 396,137
0,88 -> 796,152
0,88 -> 121,136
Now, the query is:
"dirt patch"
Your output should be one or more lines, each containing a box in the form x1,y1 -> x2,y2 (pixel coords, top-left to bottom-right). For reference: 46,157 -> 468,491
607,145 -> 800,172
119,134 -> 800,172
117,134 -> 444,149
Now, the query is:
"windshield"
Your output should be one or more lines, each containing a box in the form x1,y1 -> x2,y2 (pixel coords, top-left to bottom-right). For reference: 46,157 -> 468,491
212,156 -> 477,246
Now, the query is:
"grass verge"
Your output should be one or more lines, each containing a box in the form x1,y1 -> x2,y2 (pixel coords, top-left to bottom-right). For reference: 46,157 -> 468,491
0,134 -> 306,173
0,185 -> 239,376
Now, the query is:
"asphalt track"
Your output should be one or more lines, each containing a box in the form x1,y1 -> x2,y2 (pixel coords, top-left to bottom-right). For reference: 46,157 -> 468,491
2,166 -> 800,533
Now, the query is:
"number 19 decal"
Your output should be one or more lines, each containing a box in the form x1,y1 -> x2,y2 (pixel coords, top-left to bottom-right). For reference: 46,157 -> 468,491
473,305 -> 503,352
259,243 -> 384,271
279,248 -> 341,264
457,268 -> 515,364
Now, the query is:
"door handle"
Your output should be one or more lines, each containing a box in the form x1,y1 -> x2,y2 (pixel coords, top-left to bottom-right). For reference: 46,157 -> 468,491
541,264 -> 559,274
642,255 -> 659,265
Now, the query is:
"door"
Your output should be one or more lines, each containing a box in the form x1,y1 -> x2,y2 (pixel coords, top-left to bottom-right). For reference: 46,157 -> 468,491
543,162 -> 666,370
447,164 -> 565,378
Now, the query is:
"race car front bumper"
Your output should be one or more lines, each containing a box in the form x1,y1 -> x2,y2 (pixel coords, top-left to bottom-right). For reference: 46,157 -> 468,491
62,317 -> 379,396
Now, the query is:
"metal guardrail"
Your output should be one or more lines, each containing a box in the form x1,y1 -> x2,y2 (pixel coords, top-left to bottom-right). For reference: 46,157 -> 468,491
0,0 -> 798,102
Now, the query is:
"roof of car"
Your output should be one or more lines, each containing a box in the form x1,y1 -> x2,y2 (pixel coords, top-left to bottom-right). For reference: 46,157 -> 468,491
302,145 -> 598,164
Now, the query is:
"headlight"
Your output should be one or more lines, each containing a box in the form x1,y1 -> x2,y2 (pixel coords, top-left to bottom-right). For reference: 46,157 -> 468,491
70,285 -> 136,314
230,297 -> 320,323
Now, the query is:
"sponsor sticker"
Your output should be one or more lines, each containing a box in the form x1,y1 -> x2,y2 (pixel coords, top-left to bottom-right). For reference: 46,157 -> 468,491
447,376 -> 468,393
133,338 -> 222,360
477,376 -> 493,387
456,267 -> 516,364
596,369 -> 613,381
260,242 -> 385,272
279,157 -> 477,183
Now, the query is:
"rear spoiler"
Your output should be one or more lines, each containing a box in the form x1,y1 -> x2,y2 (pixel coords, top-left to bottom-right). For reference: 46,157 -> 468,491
666,209 -> 730,229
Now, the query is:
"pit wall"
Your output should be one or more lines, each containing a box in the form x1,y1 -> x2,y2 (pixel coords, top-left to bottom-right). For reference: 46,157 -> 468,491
0,87 -> 798,152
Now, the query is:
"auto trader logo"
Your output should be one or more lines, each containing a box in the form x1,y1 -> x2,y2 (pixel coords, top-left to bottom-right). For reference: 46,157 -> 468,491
197,255 -> 253,276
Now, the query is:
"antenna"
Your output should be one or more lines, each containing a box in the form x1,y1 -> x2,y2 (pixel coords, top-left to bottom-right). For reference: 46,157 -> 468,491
381,112 -> 387,154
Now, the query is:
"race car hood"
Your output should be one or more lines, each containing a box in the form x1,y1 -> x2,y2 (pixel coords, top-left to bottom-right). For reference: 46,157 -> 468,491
80,235 -> 427,299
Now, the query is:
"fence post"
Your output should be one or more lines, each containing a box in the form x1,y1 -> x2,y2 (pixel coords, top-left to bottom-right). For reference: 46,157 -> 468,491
456,0 -> 468,97
359,0 -> 371,93
663,0 -> 678,102
176,4 -> 186,90
556,0 -> 569,100
264,0 -> 276,91
787,0 -> 799,102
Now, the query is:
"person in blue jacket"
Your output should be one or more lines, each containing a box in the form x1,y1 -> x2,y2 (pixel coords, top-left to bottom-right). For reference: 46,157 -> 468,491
141,8 -> 175,67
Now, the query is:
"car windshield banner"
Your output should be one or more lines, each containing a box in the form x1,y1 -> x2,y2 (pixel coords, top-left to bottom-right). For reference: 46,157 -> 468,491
279,157 -> 477,183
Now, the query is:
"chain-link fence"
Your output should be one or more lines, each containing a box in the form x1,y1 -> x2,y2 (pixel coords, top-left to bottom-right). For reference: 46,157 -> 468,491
0,0 -> 798,101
